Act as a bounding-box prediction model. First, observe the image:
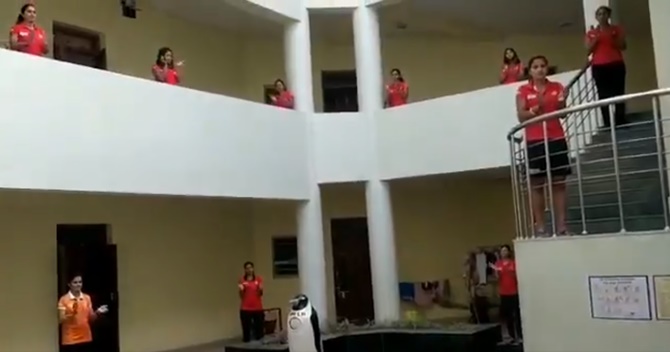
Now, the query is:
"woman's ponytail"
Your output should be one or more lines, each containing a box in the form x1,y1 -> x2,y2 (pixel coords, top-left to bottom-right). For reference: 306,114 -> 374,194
16,13 -> 24,24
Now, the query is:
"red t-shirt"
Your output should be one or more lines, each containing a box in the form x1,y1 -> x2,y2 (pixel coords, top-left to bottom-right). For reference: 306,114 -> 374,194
273,91 -> 294,109
152,65 -> 179,85
501,63 -> 524,84
240,275 -> 263,311
587,25 -> 625,66
10,23 -> 47,56
387,82 -> 409,107
494,259 -> 518,296
517,80 -> 566,142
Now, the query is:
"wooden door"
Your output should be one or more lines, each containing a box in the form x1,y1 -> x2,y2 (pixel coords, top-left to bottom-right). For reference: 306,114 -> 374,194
331,218 -> 374,323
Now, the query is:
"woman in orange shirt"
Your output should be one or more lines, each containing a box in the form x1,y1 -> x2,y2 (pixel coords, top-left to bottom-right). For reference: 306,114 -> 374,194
239,261 -> 265,343
500,48 -> 524,84
490,245 -> 522,345
270,79 -> 295,109
57,274 -> 108,352
9,3 -> 49,56
516,55 -> 571,236
152,47 -> 183,85
586,6 -> 628,127
385,68 -> 409,107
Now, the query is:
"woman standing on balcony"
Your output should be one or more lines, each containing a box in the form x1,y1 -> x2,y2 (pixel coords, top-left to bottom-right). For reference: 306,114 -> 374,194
586,6 -> 628,127
239,261 -> 265,343
385,68 -> 409,107
516,55 -> 571,236
270,79 -> 295,109
152,47 -> 183,85
500,48 -> 524,84
9,3 -> 49,56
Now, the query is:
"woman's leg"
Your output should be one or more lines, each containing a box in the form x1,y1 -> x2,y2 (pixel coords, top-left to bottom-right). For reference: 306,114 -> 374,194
612,62 -> 628,126
499,295 -> 516,340
252,310 -> 265,340
240,310 -> 252,342
549,139 -> 572,234
591,64 -> 613,128
527,141 -> 548,234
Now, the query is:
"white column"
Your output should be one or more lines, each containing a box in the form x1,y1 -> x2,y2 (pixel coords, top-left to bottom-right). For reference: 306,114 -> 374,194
649,0 -> 670,216
285,8 -> 329,325
353,3 -> 401,323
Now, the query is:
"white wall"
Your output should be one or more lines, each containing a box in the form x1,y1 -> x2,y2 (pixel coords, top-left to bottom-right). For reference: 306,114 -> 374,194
228,0 -> 302,21
307,0 -> 358,10
0,50 -> 309,200
515,232 -> 670,352
375,71 -> 577,179
313,113 -> 372,183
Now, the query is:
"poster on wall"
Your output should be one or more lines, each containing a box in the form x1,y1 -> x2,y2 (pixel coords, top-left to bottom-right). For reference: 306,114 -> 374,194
653,275 -> 670,320
588,275 -> 652,320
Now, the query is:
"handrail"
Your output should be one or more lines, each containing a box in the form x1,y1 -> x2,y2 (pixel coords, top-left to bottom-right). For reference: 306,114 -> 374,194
507,87 -> 670,139
564,60 -> 592,92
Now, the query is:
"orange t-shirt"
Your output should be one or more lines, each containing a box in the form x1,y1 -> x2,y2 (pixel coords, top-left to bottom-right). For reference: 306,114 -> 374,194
517,80 -> 566,142
501,63 -> 524,84
273,91 -> 294,109
152,64 -> 179,85
10,23 -> 47,56
387,82 -> 409,107
58,292 -> 94,345
494,259 -> 519,296
240,275 -> 263,311
586,25 -> 625,66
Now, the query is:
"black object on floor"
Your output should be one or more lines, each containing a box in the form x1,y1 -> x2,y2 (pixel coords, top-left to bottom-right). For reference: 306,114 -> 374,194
225,324 -> 501,352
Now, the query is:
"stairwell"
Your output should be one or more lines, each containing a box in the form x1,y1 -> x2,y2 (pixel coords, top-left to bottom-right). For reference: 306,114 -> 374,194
562,111 -> 668,234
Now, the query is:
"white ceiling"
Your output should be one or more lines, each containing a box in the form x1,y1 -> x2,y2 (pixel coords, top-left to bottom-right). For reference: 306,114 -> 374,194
151,0 -> 650,40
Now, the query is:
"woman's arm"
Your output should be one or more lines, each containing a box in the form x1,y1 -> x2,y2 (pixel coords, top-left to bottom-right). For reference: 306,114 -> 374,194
152,66 -> 166,82
499,66 -> 508,84
516,93 -> 538,122
400,84 -> 409,100
9,32 -> 26,51
585,31 -> 598,53
615,27 -> 627,51
286,93 -> 295,109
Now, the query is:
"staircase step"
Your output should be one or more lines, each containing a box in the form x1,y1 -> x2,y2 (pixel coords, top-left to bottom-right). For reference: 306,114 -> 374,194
565,215 -> 669,234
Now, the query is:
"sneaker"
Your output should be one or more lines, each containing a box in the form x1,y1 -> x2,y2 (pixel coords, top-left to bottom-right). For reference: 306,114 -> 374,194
558,229 -> 574,236
534,228 -> 548,238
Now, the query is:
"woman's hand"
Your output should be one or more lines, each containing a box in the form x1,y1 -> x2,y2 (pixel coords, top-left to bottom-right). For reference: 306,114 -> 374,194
238,283 -> 245,291
488,263 -> 498,271
175,60 -> 185,67
96,305 -> 109,314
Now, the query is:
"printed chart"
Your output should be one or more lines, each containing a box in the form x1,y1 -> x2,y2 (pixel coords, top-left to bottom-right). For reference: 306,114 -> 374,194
588,276 -> 651,320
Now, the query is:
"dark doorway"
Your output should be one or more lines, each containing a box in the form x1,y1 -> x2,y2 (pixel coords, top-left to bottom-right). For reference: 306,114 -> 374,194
322,70 -> 358,112
53,22 -> 107,70
57,224 -> 119,352
330,217 -> 374,323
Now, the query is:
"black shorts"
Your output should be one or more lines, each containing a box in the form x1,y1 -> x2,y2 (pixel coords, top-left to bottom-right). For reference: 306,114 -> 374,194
526,139 -> 571,178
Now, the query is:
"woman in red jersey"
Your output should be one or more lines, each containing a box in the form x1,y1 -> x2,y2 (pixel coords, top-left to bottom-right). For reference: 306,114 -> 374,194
516,55 -> 571,236
500,48 -> 524,84
385,68 -> 409,107
269,79 -> 295,109
490,245 -> 522,345
9,3 -> 48,56
239,261 -> 265,343
152,47 -> 183,85
586,6 -> 627,127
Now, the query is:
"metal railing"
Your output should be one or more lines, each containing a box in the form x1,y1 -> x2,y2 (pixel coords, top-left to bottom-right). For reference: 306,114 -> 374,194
508,88 -> 670,239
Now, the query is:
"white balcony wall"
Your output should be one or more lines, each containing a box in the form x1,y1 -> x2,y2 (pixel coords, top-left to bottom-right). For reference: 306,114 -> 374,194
307,0 -> 358,10
516,233 -> 670,352
227,0 -> 302,21
313,113 -> 372,183
375,71 -> 578,179
0,50 -> 309,199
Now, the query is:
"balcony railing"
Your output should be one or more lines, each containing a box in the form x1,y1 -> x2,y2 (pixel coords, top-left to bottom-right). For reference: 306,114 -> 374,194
508,88 -> 670,239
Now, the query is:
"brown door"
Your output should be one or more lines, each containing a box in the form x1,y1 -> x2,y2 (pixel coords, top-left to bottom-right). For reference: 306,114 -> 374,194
331,217 -> 374,323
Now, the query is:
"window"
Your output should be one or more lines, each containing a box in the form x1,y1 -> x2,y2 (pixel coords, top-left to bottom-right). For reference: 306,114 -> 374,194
272,237 -> 298,277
